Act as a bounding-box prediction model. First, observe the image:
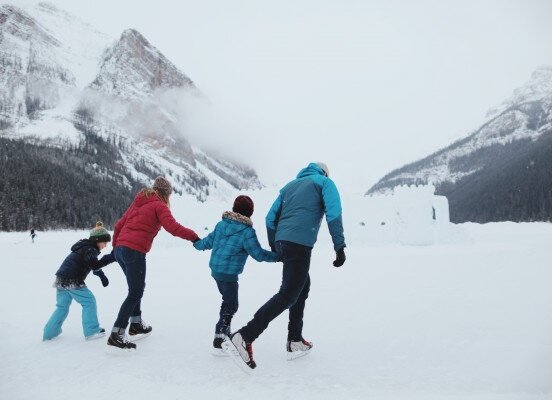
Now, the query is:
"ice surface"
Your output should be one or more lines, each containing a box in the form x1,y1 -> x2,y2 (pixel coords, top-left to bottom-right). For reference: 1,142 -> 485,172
1,189 -> 551,399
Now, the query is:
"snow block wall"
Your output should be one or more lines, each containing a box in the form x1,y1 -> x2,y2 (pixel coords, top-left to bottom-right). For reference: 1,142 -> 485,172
354,184 -> 465,245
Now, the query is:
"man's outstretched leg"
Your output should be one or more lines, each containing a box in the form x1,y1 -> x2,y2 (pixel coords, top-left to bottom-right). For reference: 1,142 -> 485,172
228,241 -> 311,368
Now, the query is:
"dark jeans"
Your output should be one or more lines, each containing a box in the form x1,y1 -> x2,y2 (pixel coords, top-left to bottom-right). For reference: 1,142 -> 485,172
113,246 -> 146,329
214,280 -> 239,336
242,240 -> 311,342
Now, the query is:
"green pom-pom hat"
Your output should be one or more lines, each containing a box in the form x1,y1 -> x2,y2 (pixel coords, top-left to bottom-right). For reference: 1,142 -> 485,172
89,221 -> 111,243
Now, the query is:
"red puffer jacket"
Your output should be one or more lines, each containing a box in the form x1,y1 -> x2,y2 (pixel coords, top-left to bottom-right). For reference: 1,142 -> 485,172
113,192 -> 199,253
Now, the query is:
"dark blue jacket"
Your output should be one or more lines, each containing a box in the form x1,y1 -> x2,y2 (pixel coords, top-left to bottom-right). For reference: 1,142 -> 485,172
266,163 -> 346,250
55,239 -> 115,286
194,211 -> 279,282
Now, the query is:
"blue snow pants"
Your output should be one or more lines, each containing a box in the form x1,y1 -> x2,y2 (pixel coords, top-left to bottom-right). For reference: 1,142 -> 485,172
43,287 -> 101,340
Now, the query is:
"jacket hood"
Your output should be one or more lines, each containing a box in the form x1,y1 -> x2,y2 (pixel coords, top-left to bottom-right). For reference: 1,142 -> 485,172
297,163 -> 326,179
220,211 -> 252,237
134,191 -> 163,208
71,239 -> 96,252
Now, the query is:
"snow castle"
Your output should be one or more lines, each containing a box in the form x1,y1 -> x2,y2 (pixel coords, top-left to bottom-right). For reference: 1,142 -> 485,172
358,184 -> 458,245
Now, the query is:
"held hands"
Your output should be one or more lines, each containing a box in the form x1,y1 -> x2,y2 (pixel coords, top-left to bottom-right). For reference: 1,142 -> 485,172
333,248 -> 346,267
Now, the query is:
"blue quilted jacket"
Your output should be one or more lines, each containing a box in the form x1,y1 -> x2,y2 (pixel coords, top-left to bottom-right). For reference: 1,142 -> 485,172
194,211 -> 279,282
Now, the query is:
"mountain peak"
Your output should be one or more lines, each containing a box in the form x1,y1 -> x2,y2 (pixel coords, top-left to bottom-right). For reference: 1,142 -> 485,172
523,64 -> 552,95
486,65 -> 552,119
120,28 -> 146,41
90,28 -> 195,98
36,2 -> 59,12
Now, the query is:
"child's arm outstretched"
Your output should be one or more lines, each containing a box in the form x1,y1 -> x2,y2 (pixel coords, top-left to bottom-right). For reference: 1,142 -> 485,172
243,229 -> 279,262
84,248 -> 115,270
193,229 -> 216,251
85,248 -> 115,287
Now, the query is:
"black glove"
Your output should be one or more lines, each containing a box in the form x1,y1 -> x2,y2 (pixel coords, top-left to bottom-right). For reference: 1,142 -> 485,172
192,237 -> 201,243
333,248 -> 346,267
93,270 -> 109,287
100,253 -> 116,266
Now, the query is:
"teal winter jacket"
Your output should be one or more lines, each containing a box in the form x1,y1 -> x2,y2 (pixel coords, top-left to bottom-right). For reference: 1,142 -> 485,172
194,211 -> 279,282
266,163 -> 346,251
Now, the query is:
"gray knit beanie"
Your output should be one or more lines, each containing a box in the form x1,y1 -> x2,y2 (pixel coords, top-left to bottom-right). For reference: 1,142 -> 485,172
316,162 -> 329,177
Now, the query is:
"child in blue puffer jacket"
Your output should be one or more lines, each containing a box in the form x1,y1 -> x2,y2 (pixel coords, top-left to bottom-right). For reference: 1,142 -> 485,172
43,222 -> 116,341
194,195 -> 279,351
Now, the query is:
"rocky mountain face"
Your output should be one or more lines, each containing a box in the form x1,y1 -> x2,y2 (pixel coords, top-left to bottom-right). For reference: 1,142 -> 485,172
367,66 -> 552,223
0,3 -> 261,230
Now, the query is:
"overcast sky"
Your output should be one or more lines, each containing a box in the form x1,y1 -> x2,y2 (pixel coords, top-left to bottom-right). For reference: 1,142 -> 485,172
18,0 -> 552,192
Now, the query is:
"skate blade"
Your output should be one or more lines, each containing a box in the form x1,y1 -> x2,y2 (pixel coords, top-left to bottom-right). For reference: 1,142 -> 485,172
85,332 -> 106,341
211,348 -> 230,357
42,335 -> 62,342
221,340 -> 238,356
128,332 -> 151,342
287,349 -> 311,361
105,345 -> 136,355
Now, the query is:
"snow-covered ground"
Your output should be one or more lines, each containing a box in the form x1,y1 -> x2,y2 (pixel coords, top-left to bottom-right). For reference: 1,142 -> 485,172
1,192 -> 552,400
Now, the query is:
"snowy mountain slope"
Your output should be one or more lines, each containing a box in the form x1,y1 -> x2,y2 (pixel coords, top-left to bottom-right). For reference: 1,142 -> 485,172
0,3 -> 261,229
368,66 -> 552,194
367,66 -> 552,223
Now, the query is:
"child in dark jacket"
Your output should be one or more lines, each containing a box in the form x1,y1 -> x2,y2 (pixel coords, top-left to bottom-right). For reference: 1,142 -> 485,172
43,222 -> 116,341
194,195 -> 279,351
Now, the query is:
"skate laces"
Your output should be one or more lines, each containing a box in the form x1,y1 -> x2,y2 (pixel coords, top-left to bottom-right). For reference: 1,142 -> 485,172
246,342 -> 254,360
119,332 -> 130,343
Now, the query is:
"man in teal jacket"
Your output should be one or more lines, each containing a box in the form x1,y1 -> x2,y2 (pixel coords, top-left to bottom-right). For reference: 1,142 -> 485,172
228,162 -> 346,369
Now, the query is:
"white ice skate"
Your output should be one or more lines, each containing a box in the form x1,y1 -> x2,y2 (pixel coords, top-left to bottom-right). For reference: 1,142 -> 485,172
286,338 -> 313,361
223,331 -> 256,372
85,328 -> 106,341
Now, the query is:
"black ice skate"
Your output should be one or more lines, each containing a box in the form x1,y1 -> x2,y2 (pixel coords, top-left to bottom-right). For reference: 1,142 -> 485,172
128,319 -> 152,341
107,331 -> 137,351
212,334 -> 229,357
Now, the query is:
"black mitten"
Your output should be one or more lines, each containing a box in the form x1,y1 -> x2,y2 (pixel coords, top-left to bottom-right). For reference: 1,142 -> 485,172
333,248 -> 346,267
93,270 -> 109,287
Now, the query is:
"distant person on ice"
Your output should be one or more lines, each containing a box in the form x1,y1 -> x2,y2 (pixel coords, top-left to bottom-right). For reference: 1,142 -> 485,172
193,195 -> 280,353
108,176 -> 200,351
30,228 -> 36,243
43,222 -> 115,341
227,162 -> 346,369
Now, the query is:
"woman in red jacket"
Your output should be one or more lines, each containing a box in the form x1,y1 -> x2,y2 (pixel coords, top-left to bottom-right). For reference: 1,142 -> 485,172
107,176 -> 199,350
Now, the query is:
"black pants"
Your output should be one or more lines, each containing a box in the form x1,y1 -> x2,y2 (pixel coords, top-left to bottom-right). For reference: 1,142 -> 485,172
215,279 -> 239,335
113,246 -> 146,329
241,240 -> 311,342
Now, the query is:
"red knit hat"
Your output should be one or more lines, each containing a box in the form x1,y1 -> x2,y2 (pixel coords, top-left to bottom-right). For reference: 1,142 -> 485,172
233,195 -> 254,217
